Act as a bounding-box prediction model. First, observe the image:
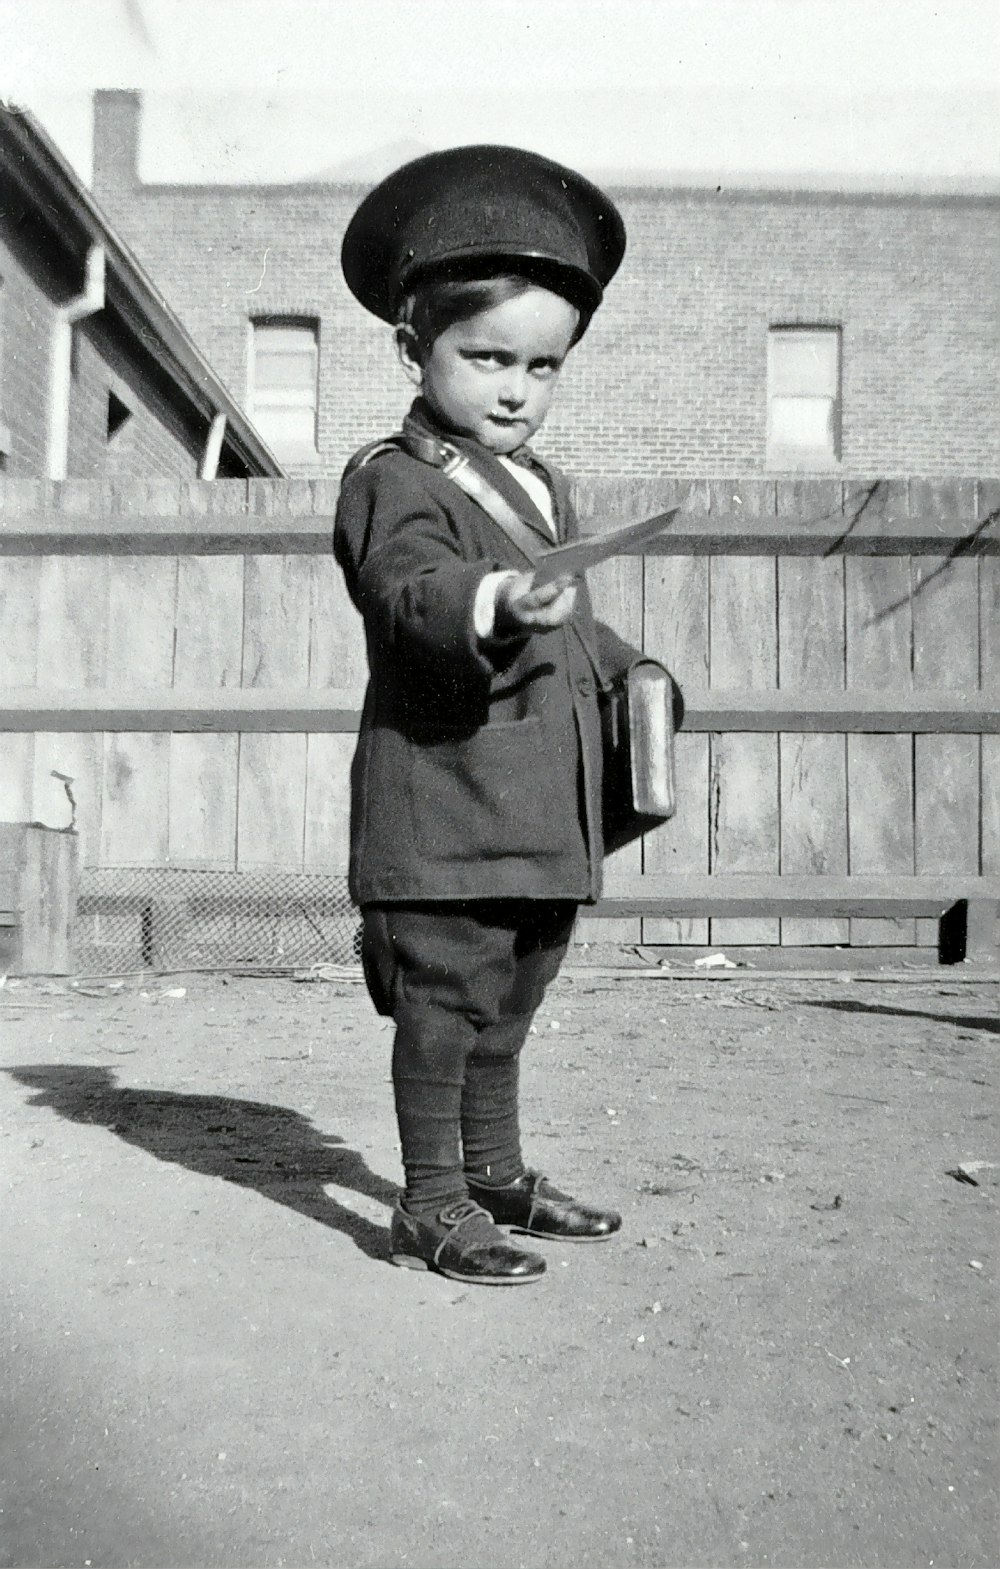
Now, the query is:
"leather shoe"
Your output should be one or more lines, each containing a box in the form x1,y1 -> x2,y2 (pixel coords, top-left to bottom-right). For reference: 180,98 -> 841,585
467,1170 -> 622,1242
389,1198 -> 546,1284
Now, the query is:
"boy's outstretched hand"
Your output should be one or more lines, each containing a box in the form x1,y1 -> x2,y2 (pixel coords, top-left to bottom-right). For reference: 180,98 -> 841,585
494,572 -> 578,635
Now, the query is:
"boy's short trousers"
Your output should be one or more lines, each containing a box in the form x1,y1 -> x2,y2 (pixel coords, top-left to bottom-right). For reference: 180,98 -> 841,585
361,900 -> 577,1027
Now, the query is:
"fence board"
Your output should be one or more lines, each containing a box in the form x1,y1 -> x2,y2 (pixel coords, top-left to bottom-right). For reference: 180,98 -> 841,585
237,734 -> 308,871
31,733 -> 102,864
780,729 -> 849,903
243,555 -> 312,686
643,555 -> 709,684
713,479 -> 778,521
0,734 -> 35,822
710,555 -> 779,943
31,553 -> 106,855
642,732 -> 710,943
580,551 -> 644,943
241,556 -> 313,876
309,556 -> 368,690
36,557 -> 109,688
303,733 -> 354,871
168,734 -> 238,865
917,748 -> 979,954
845,558 -> 913,685
643,552 -> 710,941
709,732 -> 780,946
847,734 -> 915,945
107,558 -> 177,686
571,476 -> 691,529
0,558 -> 41,684
981,556 -> 999,693
100,734 -> 171,863
845,498 -> 915,942
172,557 -> 244,686
915,735 -> 980,876
307,479 -> 363,876
171,540 -> 245,870
101,558 -> 176,866
777,558 -> 846,688
778,481 -> 848,942
911,522 -> 980,940
0,556 -> 40,830
983,735 -> 1000,874
912,556 -> 980,692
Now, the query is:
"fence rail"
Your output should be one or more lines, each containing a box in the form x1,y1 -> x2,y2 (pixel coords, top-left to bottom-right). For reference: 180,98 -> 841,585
1,509 -> 997,556
2,688 -> 997,733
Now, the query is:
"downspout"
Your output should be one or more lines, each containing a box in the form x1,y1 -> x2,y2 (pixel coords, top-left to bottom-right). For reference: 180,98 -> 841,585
46,244 -> 106,481
199,411 -> 227,480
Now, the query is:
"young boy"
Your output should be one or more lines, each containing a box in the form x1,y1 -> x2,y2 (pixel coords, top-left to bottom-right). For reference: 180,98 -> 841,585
335,145 -> 644,1286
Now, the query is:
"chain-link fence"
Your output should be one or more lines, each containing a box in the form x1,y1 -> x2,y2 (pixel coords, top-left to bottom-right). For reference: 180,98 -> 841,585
76,866 -> 361,974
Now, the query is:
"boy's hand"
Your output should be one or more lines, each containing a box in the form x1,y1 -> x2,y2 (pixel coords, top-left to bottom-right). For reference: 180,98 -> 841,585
494,571 -> 578,635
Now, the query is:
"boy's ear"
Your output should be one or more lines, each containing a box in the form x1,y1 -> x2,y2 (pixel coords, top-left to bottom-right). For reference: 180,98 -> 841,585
395,324 -> 424,385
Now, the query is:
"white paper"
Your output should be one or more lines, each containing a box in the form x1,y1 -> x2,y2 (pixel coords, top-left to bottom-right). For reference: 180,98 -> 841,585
531,509 -> 678,583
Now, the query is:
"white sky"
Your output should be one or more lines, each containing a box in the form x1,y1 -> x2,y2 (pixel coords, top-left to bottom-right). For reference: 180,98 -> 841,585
2,0 -> 998,185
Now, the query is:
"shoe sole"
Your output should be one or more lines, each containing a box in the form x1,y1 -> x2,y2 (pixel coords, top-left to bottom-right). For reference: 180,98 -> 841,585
390,1252 -> 544,1284
507,1220 -> 622,1242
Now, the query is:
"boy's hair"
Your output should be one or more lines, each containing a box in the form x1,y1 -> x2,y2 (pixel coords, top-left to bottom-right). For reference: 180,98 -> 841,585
396,271 -> 582,357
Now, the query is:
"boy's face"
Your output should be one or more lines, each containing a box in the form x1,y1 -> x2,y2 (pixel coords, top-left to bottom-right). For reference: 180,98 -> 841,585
399,285 -> 579,454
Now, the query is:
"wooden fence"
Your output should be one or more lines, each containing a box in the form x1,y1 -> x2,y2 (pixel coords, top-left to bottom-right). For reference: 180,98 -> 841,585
1,474 -> 998,956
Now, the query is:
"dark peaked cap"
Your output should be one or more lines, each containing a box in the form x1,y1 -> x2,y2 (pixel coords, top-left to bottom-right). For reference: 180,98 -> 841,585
341,145 -> 626,323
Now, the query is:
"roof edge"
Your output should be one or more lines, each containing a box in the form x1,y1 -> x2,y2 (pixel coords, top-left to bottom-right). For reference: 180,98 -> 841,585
0,102 -> 284,478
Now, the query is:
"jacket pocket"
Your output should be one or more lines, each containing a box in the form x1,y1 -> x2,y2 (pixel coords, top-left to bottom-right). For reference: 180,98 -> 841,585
410,716 -> 554,862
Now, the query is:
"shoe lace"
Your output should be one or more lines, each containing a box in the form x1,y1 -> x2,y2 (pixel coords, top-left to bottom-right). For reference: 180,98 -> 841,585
437,1198 -> 502,1242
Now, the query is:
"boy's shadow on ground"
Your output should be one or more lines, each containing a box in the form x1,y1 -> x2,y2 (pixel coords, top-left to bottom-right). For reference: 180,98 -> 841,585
6,1065 -> 398,1263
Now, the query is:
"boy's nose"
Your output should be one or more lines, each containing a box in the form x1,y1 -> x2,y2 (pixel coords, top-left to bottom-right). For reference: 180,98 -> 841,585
497,371 -> 529,408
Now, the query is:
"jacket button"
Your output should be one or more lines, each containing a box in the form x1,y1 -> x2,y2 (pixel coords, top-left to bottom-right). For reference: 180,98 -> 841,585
576,677 -> 594,697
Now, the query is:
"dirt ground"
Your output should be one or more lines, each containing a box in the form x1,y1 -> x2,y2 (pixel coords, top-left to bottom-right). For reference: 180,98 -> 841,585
1,959 -> 997,1569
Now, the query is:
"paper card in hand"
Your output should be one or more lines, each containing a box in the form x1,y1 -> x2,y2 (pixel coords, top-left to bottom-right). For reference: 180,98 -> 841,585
532,510 -> 677,584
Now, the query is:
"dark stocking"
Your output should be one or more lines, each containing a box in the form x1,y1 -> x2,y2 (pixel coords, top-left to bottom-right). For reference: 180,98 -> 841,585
461,1013 -> 532,1187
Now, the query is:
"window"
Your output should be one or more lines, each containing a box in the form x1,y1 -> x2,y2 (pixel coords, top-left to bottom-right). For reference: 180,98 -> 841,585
767,327 -> 841,468
107,388 -> 132,440
248,319 -> 319,459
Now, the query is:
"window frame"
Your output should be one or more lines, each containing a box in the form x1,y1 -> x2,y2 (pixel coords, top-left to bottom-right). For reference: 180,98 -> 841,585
766,324 -> 842,471
247,316 -> 320,462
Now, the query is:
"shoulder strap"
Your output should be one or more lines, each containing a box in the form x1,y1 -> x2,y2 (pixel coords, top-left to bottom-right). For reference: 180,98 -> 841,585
343,429 -> 544,570
403,430 -> 550,566
435,452 -> 545,568
340,436 -> 405,483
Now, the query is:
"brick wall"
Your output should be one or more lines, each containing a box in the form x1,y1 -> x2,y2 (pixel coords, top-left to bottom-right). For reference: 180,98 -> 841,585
91,94 -> 1000,482
66,328 -> 201,482
2,224 -> 202,483
0,224 -> 63,476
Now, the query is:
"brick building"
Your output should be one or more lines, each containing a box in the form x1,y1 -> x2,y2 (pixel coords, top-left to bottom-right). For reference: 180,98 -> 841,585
0,104 -> 282,482
88,91 -> 1000,482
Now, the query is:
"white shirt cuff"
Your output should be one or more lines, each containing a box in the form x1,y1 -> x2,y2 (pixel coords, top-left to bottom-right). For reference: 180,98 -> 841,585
474,570 -> 521,641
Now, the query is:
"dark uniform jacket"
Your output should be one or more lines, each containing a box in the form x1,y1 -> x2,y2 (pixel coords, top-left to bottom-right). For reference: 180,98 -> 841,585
333,401 -> 640,906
